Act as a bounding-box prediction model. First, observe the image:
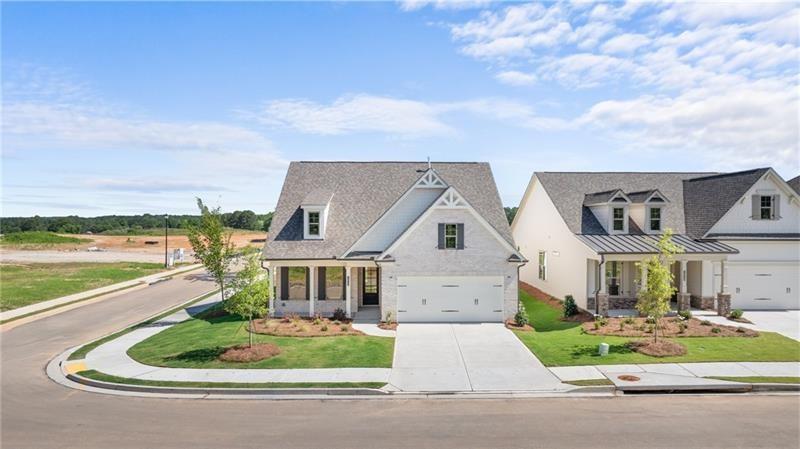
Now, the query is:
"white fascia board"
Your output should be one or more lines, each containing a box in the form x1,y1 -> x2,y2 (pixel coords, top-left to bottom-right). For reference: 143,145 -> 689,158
381,186 -> 523,260
339,168 -> 447,258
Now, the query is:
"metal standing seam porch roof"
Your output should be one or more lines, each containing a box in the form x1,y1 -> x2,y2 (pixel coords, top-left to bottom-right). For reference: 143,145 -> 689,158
577,234 -> 739,255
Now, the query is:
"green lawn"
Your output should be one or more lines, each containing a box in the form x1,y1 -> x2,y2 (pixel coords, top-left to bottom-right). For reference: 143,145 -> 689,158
0,262 -> 165,311
513,290 -> 800,367
0,231 -> 90,246
709,376 -> 800,384
77,370 -> 386,389
127,312 -> 395,369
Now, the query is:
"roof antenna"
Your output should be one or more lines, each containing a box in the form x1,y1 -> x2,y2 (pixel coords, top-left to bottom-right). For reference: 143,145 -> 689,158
427,156 -> 431,170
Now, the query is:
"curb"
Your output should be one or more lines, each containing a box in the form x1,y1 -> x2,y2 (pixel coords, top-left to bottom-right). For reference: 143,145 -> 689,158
750,383 -> 800,392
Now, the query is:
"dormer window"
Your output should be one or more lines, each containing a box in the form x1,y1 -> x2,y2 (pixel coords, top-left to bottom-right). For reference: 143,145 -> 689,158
308,212 -> 320,236
612,207 -> 625,232
649,207 -> 661,232
760,196 -> 774,219
752,194 -> 780,221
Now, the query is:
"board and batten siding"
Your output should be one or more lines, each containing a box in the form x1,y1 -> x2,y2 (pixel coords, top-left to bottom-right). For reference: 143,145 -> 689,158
707,175 -> 799,235
512,174 -> 597,310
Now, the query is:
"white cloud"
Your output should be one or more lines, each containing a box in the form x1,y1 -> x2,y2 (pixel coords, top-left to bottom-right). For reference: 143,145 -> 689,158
399,0 -> 490,12
539,53 -> 638,88
494,70 -> 537,86
247,94 -> 565,136
600,33 -> 650,54
83,177 -> 229,193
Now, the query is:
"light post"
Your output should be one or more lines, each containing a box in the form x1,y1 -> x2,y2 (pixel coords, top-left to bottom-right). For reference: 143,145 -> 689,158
164,214 -> 169,268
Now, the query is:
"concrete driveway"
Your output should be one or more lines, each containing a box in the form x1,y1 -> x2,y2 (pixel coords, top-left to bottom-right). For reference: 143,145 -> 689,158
388,323 -> 566,392
699,310 -> 800,341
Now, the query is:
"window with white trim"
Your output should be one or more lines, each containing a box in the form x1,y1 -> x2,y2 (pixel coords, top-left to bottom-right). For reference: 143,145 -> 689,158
649,207 -> 661,231
308,212 -> 320,236
612,207 -> 625,231
538,251 -> 547,281
444,223 -> 458,249
760,195 -> 773,220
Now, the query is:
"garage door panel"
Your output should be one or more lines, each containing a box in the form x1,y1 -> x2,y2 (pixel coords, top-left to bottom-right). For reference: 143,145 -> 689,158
397,276 -> 504,322
729,263 -> 799,310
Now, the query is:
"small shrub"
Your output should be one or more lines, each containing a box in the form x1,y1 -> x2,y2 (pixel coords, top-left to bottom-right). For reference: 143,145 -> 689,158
638,324 -> 646,331
320,325 -> 328,332
332,308 -> 347,322
701,320 -> 712,326
736,327 -> 746,333
711,327 -> 721,334
678,322 -> 687,333
515,303 -> 530,327
313,316 -> 322,326
384,311 -> 394,324
563,295 -> 578,317
593,321 -> 600,330
596,317 -> 608,327
645,324 -> 654,333
623,317 -> 635,325
618,321 -> 625,331
340,325 -> 349,332
678,310 -> 692,320
332,320 -> 341,325
288,313 -> 300,322
730,309 -> 744,320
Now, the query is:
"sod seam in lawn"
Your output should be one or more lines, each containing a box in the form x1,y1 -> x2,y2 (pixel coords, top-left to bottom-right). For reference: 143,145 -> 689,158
127,313 -> 395,369
76,370 -> 386,389
513,290 -> 800,367
1,262 -> 166,311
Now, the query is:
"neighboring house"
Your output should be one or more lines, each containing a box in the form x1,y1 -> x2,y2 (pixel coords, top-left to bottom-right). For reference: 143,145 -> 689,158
512,168 -> 800,314
262,161 -> 525,322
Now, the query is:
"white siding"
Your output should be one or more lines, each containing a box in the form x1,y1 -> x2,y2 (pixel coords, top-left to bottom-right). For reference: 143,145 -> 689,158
512,175 -> 597,309
707,175 -> 800,235
629,204 -> 645,231
350,187 -> 444,252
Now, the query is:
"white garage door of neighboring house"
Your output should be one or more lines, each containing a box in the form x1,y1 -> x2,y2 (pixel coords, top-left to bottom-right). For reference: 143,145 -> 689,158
397,276 -> 504,322
729,263 -> 800,310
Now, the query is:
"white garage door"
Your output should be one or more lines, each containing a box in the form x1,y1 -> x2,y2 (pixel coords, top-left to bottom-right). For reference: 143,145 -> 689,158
729,263 -> 800,310
396,276 -> 504,322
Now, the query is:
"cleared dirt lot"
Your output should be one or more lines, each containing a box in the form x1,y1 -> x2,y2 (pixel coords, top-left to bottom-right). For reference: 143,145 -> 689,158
0,232 -> 266,264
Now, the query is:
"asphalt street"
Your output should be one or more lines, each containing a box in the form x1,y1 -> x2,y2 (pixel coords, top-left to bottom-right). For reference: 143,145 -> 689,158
2,271 -> 799,449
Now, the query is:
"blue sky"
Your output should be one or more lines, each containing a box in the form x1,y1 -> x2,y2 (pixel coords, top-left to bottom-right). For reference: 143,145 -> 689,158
2,1 -> 798,217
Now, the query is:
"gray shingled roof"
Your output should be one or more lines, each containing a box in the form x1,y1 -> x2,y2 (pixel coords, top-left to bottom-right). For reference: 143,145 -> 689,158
789,175 -> 800,194
682,168 -> 770,238
578,234 -> 738,254
536,172 -> 715,235
263,162 -> 512,260
583,189 -> 624,205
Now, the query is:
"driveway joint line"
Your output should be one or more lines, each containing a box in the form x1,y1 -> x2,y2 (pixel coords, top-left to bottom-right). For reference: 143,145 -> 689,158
450,324 -> 475,392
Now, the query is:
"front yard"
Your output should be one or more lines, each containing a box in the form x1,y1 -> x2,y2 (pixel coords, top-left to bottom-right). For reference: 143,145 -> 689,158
127,311 -> 395,369
513,290 -> 800,367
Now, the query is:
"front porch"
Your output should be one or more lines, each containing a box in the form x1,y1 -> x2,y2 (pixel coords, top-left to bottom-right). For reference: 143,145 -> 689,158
266,261 -> 382,319
585,255 -> 734,317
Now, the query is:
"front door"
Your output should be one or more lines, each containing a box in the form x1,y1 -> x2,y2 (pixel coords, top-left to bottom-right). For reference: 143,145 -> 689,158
362,267 -> 379,305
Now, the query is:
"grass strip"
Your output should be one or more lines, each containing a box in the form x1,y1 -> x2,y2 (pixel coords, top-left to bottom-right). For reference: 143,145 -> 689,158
564,379 -> 614,386
76,369 -> 386,389
708,376 -> 800,384
68,289 -> 218,360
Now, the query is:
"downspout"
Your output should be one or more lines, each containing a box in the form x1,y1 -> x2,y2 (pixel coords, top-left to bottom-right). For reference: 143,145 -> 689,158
594,255 -> 605,316
516,260 -> 527,313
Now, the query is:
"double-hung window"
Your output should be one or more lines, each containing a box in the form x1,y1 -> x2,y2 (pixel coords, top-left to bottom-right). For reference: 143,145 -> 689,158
308,212 -> 320,236
444,224 -> 458,249
612,207 -> 625,231
760,196 -> 773,220
538,251 -> 547,281
649,207 -> 661,232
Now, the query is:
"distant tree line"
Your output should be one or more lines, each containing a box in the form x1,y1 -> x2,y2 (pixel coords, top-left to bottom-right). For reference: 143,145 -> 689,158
504,207 -> 518,225
1,211 -> 273,234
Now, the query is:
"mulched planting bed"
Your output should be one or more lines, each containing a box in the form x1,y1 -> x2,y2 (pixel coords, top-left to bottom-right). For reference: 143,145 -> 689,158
505,321 -> 534,332
627,340 -> 687,357
378,322 -> 397,330
518,282 -> 593,323
582,317 -> 758,338
219,343 -> 281,362
251,317 -> 364,337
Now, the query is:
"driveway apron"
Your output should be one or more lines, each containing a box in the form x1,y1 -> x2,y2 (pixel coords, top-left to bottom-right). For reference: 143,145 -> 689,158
389,323 -> 566,392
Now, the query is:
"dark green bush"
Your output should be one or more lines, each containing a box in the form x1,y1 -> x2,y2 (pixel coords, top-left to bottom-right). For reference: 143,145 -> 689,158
730,309 -> 744,320
563,295 -> 578,317
515,303 -> 530,327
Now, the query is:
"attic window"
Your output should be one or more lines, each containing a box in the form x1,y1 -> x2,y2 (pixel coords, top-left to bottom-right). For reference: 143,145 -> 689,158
649,207 -> 661,231
612,208 -> 625,231
308,212 -> 320,236
760,196 -> 773,220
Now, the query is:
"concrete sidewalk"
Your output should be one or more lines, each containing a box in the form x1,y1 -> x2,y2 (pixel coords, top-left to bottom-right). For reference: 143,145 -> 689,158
550,361 -> 800,389
1,264 -> 203,322
77,293 -> 391,384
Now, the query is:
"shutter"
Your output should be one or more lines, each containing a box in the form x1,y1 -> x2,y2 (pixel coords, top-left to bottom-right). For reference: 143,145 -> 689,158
773,195 -> 780,219
751,195 -> 760,219
437,223 -> 445,249
280,267 -> 288,300
318,267 -> 326,300
305,267 -> 310,300
456,223 -> 464,249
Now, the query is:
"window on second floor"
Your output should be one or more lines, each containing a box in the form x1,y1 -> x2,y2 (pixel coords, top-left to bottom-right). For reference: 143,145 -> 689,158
444,223 -> 458,249
760,195 -> 773,220
649,207 -> 661,231
308,212 -> 320,236
612,207 -> 625,231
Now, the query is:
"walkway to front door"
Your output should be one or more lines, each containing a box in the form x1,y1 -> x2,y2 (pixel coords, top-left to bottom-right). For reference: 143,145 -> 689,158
388,323 -> 568,392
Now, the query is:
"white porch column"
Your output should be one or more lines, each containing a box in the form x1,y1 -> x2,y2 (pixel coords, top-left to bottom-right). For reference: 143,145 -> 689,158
599,261 -> 607,293
679,260 -> 687,293
719,259 -> 727,294
701,260 -> 713,297
345,265 -> 352,318
308,266 -> 315,316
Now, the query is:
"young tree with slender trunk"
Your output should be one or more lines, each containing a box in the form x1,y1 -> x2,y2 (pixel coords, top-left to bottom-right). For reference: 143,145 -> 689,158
187,198 -> 235,302
635,229 -> 683,342
225,252 -> 270,347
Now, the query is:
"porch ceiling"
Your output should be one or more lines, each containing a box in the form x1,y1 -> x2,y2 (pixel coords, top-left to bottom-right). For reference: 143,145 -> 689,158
578,233 -> 738,255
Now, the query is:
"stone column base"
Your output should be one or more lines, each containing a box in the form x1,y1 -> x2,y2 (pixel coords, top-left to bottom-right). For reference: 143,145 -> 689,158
596,293 -> 609,317
677,293 -> 691,312
716,293 -> 731,316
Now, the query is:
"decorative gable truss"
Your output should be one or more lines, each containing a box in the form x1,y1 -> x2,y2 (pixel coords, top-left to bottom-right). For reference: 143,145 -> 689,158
415,169 -> 447,188
435,189 -> 468,208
